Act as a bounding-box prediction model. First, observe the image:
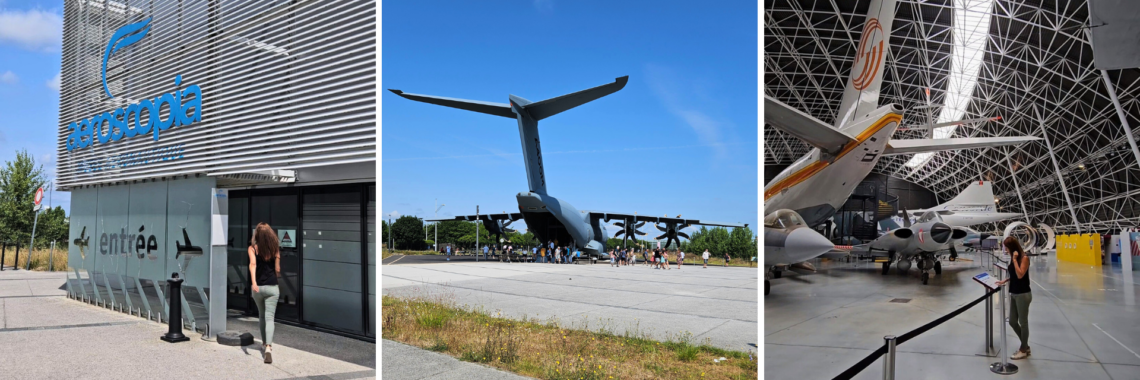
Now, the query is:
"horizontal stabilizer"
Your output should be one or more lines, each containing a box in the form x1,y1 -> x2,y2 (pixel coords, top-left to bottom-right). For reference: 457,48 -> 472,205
520,76 -> 628,120
882,136 -> 1039,156
388,89 -> 516,118
900,116 -> 1001,131
764,95 -> 854,154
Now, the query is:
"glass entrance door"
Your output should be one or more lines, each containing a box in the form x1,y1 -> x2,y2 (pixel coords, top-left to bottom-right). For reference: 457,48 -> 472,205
250,189 -> 300,323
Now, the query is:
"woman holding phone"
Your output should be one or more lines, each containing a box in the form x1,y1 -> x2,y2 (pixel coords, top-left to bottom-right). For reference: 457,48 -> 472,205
995,236 -> 1032,360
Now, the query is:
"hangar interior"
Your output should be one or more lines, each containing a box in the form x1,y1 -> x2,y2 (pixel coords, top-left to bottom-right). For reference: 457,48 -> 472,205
764,0 -> 1140,378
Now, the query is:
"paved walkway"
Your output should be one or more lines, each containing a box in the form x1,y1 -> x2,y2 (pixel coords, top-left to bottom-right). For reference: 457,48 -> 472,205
381,339 -> 532,379
382,260 -> 758,352
0,270 -> 374,380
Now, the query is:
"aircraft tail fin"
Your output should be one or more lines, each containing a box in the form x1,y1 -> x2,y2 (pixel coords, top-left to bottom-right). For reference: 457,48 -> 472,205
515,76 -> 628,120
834,0 -> 897,129
942,180 -> 998,209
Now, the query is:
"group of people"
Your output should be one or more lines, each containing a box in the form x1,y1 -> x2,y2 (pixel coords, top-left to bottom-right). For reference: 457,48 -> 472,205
604,247 -> 721,269
443,241 -> 733,270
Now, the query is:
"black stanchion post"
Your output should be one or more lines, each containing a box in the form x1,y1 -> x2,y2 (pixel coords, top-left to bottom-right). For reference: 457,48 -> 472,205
1,243 -> 6,271
883,335 -> 896,380
161,273 -> 190,343
12,243 -> 19,271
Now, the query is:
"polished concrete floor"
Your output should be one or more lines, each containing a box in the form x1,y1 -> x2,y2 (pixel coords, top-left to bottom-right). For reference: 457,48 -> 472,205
382,258 -> 758,352
765,252 -> 1140,379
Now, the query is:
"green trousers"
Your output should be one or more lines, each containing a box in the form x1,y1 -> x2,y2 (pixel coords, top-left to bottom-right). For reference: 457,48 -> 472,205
252,285 -> 280,346
1009,292 -> 1032,351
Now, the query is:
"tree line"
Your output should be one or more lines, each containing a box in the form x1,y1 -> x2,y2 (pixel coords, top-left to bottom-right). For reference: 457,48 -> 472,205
381,216 -> 757,259
0,150 -> 68,249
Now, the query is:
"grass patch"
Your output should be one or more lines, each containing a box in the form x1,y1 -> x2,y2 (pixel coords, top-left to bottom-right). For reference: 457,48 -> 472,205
383,293 -> 756,379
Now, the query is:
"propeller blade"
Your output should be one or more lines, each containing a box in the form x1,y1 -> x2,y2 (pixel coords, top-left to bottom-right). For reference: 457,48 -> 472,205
656,224 -> 667,232
635,230 -> 648,236
678,232 -> 691,240
655,233 -> 667,240
635,221 -> 645,228
615,230 -> 626,237
614,222 -> 626,228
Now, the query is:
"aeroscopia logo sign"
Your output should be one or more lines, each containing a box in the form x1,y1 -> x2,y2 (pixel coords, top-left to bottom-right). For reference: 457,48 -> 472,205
65,17 -> 204,154
102,18 -> 151,99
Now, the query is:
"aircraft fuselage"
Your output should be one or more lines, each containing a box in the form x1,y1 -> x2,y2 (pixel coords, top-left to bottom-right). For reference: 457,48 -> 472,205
764,105 -> 903,227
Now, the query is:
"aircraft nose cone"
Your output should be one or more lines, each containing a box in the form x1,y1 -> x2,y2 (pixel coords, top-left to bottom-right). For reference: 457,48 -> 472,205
930,223 -> 952,244
787,228 -> 834,259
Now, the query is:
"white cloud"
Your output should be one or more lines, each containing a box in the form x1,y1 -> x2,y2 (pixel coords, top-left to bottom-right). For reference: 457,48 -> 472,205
645,64 -> 728,158
46,71 -> 60,91
0,8 -> 62,51
0,70 -> 16,84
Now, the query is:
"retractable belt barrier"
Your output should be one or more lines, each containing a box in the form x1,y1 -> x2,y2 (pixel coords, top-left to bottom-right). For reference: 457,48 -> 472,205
832,287 -> 1000,380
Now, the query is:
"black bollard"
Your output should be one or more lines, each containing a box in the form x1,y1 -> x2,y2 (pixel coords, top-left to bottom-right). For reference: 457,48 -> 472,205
12,244 -> 19,271
160,273 -> 190,343
1,244 -> 6,271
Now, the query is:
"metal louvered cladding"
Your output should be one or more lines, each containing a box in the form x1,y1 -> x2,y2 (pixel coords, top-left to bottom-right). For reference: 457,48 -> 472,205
56,0 -> 376,190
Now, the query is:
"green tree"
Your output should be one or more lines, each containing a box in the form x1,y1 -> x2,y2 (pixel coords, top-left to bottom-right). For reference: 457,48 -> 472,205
728,227 -> 757,259
392,216 -> 425,250
33,206 -> 68,248
0,150 -> 47,246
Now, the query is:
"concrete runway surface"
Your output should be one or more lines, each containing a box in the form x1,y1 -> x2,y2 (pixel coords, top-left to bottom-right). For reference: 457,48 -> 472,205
382,258 -> 759,352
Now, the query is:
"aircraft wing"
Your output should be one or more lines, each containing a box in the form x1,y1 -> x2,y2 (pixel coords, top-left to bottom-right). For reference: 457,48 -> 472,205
587,212 -> 748,228
426,213 -> 523,223
764,95 -> 854,154
882,136 -> 1040,156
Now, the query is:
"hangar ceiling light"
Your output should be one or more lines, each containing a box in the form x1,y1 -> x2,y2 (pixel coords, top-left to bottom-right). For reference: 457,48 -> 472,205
905,0 -> 996,168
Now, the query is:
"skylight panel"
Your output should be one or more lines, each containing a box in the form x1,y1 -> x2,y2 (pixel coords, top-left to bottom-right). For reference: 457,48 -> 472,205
906,0 -> 995,168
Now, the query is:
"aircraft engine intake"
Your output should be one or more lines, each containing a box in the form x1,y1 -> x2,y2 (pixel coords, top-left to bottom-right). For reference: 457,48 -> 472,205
930,223 -> 952,244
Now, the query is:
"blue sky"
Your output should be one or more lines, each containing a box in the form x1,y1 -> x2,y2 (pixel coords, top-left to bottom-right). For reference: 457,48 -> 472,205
382,0 -> 759,233
0,0 -> 69,212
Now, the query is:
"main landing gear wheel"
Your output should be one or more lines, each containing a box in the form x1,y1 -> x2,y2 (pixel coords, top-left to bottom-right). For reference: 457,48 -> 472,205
765,280 -> 770,296
922,272 -> 930,285
881,261 -> 890,275
774,270 -> 782,279
934,260 -> 942,275
949,247 -> 958,261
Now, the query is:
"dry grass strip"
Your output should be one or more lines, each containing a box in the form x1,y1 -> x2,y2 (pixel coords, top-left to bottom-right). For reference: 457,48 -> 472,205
382,290 -> 757,380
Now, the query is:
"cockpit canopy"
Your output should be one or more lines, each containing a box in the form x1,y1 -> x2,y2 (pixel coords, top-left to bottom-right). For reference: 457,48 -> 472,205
764,209 -> 806,229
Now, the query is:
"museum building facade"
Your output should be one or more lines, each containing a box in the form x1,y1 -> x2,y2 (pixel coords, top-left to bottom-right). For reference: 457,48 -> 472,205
57,0 -> 376,339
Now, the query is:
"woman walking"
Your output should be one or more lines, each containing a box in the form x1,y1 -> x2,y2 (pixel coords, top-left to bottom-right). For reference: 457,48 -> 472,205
248,223 -> 281,364
995,236 -> 1032,359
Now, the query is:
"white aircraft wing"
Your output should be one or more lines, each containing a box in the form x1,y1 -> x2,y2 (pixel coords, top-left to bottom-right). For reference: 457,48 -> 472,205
587,212 -> 748,228
764,95 -> 854,154
882,136 -> 1040,156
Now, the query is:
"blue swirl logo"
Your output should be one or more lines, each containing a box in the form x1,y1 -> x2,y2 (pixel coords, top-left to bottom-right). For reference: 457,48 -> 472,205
102,17 -> 151,98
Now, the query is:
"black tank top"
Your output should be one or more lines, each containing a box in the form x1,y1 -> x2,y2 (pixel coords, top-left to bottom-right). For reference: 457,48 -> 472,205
1007,255 -> 1029,294
254,247 -> 278,286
